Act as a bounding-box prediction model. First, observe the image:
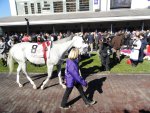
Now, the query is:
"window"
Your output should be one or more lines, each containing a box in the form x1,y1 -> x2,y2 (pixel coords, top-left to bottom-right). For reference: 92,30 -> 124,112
110,0 -> 131,9
31,3 -> 35,14
53,1 -> 63,13
42,8 -> 50,10
66,0 -> 76,12
24,2 -> 28,14
37,3 -> 41,13
42,1 -> 50,10
44,1 -> 47,4
79,0 -> 89,11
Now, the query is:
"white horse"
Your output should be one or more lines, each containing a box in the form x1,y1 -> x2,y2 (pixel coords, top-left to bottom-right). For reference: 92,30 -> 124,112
7,36 -> 85,90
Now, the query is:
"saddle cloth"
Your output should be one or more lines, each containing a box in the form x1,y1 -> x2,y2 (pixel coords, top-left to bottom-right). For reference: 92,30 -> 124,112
30,41 -> 51,63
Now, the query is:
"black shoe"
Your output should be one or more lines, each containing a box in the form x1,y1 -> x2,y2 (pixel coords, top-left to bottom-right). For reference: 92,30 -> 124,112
60,105 -> 71,110
139,61 -> 143,63
85,100 -> 96,107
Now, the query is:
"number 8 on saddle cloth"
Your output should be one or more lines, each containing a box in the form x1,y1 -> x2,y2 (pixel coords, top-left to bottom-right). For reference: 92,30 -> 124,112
31,45 -> 38,53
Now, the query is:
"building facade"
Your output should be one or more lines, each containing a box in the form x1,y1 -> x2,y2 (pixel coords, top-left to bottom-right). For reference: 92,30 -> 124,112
10,0 -> 92,16
9,0 -> 150,16
0,0 -> 149,35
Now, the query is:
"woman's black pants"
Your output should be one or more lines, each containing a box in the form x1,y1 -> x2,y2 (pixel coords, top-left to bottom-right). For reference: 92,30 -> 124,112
61,83 -> 90,107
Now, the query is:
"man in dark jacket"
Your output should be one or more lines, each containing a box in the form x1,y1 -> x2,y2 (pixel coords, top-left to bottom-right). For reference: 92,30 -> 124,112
99,38 -> 111,71
111,31 -> 124,63
87,32 -> 94,52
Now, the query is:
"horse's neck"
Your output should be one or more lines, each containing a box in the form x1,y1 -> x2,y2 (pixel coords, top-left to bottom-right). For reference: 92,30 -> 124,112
56,40 -> 73,56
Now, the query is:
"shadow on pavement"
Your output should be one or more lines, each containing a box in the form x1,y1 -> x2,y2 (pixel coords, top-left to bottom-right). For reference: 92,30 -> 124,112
67,77 -> 107,106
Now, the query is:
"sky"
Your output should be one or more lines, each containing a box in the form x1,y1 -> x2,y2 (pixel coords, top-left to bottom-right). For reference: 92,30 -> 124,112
0,0 -> 11,18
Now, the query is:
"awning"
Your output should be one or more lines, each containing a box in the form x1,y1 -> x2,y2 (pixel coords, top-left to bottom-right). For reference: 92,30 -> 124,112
0,9 -> 150,26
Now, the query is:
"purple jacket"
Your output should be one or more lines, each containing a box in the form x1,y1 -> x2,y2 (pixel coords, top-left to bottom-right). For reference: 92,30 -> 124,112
65,59 -> 87,88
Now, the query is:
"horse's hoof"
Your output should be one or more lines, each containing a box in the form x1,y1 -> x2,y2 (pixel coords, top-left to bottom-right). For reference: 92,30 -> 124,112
19,84 -> 23,87
33,86 -> 37,89
40,86 -> 44,90
62,84 -> 66,89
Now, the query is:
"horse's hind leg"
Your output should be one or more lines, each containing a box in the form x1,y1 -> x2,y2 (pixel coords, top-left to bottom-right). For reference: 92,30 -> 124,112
21,63 -> 37,89
16,64 -> 23,87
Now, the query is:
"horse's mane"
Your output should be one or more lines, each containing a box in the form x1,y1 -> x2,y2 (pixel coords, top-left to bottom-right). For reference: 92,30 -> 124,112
53,35 -> 74,44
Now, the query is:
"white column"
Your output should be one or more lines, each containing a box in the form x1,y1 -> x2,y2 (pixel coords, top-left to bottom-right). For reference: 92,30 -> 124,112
101,0 -> 110,11
50,0 -> 54,13
76,0 -> 79,11
63,0 -> 66,13
89,0 -> 93,11
9,0 -> 17,16
131,0 -> 150,9
107,0 -> 110,11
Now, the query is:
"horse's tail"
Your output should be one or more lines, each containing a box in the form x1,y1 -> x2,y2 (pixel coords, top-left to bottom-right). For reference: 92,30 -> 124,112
7,50 -> 14,76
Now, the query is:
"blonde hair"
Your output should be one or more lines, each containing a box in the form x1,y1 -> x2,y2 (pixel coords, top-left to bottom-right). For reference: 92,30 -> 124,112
68,48 -> 79,59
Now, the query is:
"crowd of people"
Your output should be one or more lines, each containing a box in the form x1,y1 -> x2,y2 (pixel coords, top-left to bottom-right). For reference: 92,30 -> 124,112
0,29 -> 150,69
81,30 -> 150,70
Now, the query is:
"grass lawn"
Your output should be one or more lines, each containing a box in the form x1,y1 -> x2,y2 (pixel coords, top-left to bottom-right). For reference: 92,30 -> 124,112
0,52 -> 150,74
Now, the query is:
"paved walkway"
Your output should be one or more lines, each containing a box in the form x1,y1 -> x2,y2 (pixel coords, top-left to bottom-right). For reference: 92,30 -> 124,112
0,73 -> 150,113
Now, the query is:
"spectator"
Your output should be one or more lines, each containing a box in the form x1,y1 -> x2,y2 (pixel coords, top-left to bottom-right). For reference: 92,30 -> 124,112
139,32 -> 147,63
0,36 -> 7,66
130,31 -> 142,67
94,32 -> 99,51
22,33 -> 31,42
111,31 -> 124,63
99,38 -> 112,71
83,32 -> 88,43
0,37 -> 5,54
57,32 -> 63,40
87,32 -> 94,52
7,35 -> 16,47
60,48 -> 96,109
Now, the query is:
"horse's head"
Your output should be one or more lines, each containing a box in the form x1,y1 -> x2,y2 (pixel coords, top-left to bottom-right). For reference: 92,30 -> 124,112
80,43 -> 89,55
72,36 -> 87,54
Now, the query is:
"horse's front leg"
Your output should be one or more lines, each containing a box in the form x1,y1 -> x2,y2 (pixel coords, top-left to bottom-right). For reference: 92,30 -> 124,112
41,65 -> 54,90
57,64 -> 66,89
